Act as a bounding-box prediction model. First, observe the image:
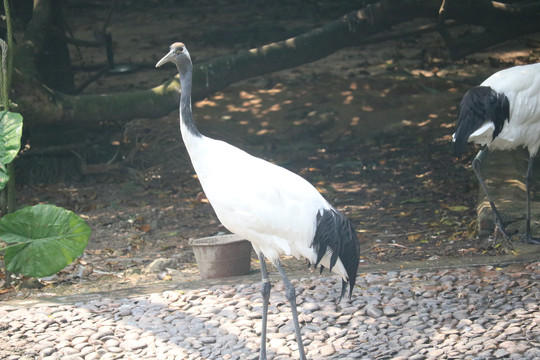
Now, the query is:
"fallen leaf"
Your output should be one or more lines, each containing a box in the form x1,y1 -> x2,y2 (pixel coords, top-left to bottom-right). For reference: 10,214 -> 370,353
408,234 -> 422,241
401,197 -> 425,204
399,211 -> 413,217
196,192 -> 209,203
136,224 -> 151,232
444,205 -> 469,212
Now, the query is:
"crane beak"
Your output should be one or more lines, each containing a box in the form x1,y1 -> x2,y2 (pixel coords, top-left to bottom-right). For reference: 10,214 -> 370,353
155,51 -> 174,68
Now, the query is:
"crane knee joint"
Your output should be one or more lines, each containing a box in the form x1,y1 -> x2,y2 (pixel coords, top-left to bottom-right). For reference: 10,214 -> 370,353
261,280 -> 271,297
284,286 -> 296,302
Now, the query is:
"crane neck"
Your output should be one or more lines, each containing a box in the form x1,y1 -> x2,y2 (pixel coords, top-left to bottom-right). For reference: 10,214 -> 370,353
177,61 -> 202,139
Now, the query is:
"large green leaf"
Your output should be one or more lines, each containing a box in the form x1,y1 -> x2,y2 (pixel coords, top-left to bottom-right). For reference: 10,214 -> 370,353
0,110 -> 23,190
0,204 -> 91,278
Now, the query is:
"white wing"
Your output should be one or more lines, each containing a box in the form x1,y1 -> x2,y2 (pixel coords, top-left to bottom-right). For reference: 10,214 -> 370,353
483,63 -> 540,154
189,137 -> 330,263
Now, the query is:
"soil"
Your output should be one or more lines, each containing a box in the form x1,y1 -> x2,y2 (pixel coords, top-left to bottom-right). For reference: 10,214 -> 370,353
2,0 -> 540,300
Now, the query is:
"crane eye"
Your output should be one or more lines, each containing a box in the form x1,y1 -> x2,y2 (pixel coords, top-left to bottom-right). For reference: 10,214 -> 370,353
176,47 -> 184,54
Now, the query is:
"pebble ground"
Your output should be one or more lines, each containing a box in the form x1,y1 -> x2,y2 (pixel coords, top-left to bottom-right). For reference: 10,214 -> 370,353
1,262 -> 539,360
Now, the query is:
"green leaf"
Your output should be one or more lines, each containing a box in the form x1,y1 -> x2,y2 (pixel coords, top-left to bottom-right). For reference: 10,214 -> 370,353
400,197 -> 425,204
0,204 -> 91,278
0,110 -> 23,190
420,85 -> 439,94
446,205 -> 469,212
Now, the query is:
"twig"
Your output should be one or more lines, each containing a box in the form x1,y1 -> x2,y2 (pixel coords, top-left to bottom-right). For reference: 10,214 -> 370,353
372,229 -> 431,237
74,67 -> 109,94
361,242 -> 415,255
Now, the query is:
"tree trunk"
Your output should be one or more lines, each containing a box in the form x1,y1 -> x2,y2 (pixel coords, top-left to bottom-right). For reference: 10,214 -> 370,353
37,1 -> 74,92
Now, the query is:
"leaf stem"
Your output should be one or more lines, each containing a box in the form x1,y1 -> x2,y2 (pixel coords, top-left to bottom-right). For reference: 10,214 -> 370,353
2,0 -> 13,110
1,0 -> 15,286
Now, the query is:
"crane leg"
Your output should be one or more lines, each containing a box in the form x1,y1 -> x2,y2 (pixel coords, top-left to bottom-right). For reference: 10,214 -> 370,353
275,260 -> 307,360
257,252 -> 271,360
472,149 -> 512,244
524,157 -> 540,245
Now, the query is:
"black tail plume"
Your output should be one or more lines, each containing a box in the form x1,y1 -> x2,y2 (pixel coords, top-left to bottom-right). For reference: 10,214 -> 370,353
453,86 -> 509,155
312,208 -> 360,300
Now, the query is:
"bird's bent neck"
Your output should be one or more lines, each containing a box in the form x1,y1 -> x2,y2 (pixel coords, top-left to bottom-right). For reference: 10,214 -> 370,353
177,62 -> 202,140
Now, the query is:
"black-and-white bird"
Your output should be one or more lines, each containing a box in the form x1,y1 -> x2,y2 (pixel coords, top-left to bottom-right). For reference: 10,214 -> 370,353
156,42 -> 360,359
453,62 -> 540,245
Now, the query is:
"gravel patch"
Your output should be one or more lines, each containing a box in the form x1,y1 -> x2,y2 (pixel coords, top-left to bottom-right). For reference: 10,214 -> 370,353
1,262 -> 539,359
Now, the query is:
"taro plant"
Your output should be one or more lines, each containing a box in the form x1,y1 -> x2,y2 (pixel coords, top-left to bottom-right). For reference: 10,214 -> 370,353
0,0 -> 91,281
0,204 -> 91,278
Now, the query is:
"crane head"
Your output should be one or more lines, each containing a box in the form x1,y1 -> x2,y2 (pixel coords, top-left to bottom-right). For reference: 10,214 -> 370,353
156,42 -> 191,69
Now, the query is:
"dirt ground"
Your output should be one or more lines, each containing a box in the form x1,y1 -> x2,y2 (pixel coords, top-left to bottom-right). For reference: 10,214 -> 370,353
2,0 -> 540,300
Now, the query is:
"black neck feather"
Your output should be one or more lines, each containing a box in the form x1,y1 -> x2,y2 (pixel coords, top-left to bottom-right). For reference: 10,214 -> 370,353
177,62 -> 202,138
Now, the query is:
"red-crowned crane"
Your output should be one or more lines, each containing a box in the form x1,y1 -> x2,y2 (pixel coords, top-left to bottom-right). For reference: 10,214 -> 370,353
156,42 -> 360,360
453,62 -> 540,245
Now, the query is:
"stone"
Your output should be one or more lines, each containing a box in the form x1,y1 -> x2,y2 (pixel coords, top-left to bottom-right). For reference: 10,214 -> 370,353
143,258 -> 176,274
1,264 -> 538,360
120,339 -> 147,350
39,348 -> 55,357
365,306 -> 383,318
319,344 -> 335,357
494,349 -> 509,358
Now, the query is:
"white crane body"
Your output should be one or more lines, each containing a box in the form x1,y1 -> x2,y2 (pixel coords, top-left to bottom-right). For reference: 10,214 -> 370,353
187,134 -> 349,280
157,42 -> 360,359
456,63 -> 540,154
452,62 -> 540,244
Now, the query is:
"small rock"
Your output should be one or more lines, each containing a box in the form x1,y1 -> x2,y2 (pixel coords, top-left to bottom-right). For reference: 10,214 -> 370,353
40,348 -> 55,357
71,336 -> 88,346
494,349 -> 509,358
200,336 -> 216,344
457,318 -> 473,329
123,331 -> 140,340
383,306 -> 396,316
427,348 -> 444,357
366,306 -> 383,318
301,302 -> 320,313
336,314 -> 352,325
117,305 -> 132,316
103,338 -> 120,348
107,346 -> 123,353
143,258 -> 176,274
319,344 -> 335,357
120,339 -> 147,350
276,345 -> 291,356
